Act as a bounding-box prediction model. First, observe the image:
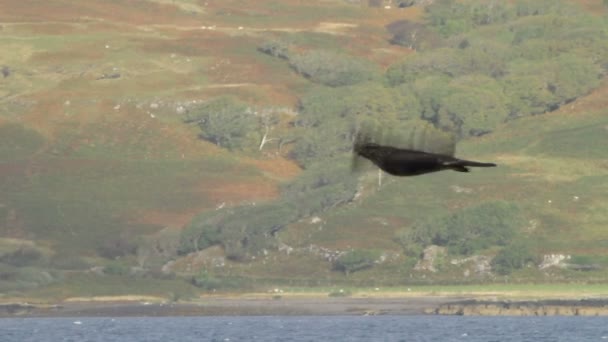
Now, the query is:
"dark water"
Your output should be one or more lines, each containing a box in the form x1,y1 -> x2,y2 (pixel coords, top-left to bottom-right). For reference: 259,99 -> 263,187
1,316 -> 607,342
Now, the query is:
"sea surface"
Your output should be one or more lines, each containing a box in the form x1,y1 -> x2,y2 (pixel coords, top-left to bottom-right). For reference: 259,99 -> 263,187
1,316 -> 607,342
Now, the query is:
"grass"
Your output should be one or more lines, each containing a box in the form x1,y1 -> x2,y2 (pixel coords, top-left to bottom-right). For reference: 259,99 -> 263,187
2,0 -> 608,299
23,273 -> 198,301
1,155 -> 271,251
268,283 -> 608,300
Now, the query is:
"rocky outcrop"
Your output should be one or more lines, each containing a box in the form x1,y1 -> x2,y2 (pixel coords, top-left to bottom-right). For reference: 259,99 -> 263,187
539,254 -> 570,269
415,245 -> 446,272
432,299 -> 608,316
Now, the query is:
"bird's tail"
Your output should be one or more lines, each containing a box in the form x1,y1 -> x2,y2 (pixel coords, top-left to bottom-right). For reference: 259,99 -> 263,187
458,160 -> 497,168
445,159 -> 496,173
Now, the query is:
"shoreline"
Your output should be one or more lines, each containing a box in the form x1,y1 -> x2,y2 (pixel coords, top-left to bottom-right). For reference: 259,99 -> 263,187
4,295 -> 608,317
0,296 -> 462,318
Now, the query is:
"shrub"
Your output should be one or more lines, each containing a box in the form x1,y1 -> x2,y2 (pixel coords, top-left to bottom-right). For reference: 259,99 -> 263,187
0,246 -> 43,267
191,269 -> 223,290
103,261 -> 131,276
257,40 -> 291,59
97,237 -> 137,259
386,20 -> 440,50
328,289 -> 352,297
185,97 -> 259,150
180,202 -> 302,260
178,208 -> 230,255
0,123 -> 46,159
289,50 -> 377,87
50,253 -> 91,270
425,0 -> 513,37
402,201 -> 525,256
333,249 -> 382,275
491,240 -> 536,275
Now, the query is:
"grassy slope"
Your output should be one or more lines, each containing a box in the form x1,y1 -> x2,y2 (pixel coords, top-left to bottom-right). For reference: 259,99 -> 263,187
0,0 -> 310,258
1,0 -> 607,297
271,81 -> 608,281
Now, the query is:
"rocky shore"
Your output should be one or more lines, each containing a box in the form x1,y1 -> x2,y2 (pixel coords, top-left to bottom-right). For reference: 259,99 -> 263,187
432,299 -> 608,316
0,296 -> 455,318
4,297 -> 608,317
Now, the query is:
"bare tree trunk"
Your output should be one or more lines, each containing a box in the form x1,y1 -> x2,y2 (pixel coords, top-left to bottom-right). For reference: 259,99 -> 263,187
259,126 -> 277,151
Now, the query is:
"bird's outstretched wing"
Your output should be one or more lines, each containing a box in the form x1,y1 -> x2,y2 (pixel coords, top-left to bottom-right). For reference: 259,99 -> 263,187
352,122 -> 496,176
352,121 -> 456,172
356,120 -> 456,155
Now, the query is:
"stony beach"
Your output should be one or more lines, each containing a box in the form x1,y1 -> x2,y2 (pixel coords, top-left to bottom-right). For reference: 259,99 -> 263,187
3,296 -> 608,317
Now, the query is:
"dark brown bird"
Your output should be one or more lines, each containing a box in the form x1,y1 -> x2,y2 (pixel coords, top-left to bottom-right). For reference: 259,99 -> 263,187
352,132 -> 496,176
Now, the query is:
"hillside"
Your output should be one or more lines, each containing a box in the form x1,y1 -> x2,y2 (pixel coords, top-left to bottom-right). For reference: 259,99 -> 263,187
1,0 -> 607,299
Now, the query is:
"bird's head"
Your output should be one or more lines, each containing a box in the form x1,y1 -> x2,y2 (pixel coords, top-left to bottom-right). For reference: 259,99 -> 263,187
352,132 -> 386,172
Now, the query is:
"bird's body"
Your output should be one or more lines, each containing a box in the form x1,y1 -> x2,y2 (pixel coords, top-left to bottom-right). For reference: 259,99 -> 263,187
353,141 -> 496,176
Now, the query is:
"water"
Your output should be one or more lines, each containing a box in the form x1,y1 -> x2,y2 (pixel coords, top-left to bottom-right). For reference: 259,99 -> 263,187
1,316 -> 607,342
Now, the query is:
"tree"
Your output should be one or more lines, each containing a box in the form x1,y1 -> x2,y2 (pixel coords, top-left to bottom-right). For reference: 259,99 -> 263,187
436,75 -> 509,136
333,249 -> 382,275
185,97 -> 259,150
289,122 -> 354,167
386,48 -> 462,86
179,202 -> 300,261
425,0 -> 513,37
386,20 -> 440,51
297,83 -> 403,128
289,50 -> 378,87
282,158 -> 358,215
257,40 -> 291,59
502,55 -> 601,118
514,0 -> 578,17
425,0 -> 473,37
408,74 -> 510,137
257,111 -> 281,151
502,75 -> 553,118
491,240 -> 536,275
402,201 -> 524,256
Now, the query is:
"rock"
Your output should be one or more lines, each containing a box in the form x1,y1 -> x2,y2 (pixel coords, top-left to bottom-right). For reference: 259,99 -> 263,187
1,65 -> 10,78
450,185 -> 473,194
539,254 -> 570,269
96,73 -> 121,80
414,245 -> 446,272
433,299 -> 608,316
451,255 -> 492,276
310,216 -> 323,224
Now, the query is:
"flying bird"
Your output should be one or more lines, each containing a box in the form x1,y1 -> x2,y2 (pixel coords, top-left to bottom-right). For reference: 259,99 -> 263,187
352,129 -> 496,177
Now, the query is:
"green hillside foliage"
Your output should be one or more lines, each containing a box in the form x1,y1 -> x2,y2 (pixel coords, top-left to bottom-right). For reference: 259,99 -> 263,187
386,0 -> 607,136
0,123 -> 46,159
491,239 -> 537,275
185,97 -> 260,150
333,249 -> 383,275
2,0 -> 608,297
179,159 -> 358,259
289,50 -> 379,87
399,201 -> 524,256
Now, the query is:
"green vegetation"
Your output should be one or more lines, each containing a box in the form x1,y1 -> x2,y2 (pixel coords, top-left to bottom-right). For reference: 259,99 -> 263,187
491,240 -> 537,275
400,201 -> 524,256
289,50 -> 378,87
333,249 -> 382,275
386,0 -> 607,137
185,97 -> 259,150
1,0 -> 608,299
191,269 -> 223,290
179,159 -> 358,259
0,123 -> 46,159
